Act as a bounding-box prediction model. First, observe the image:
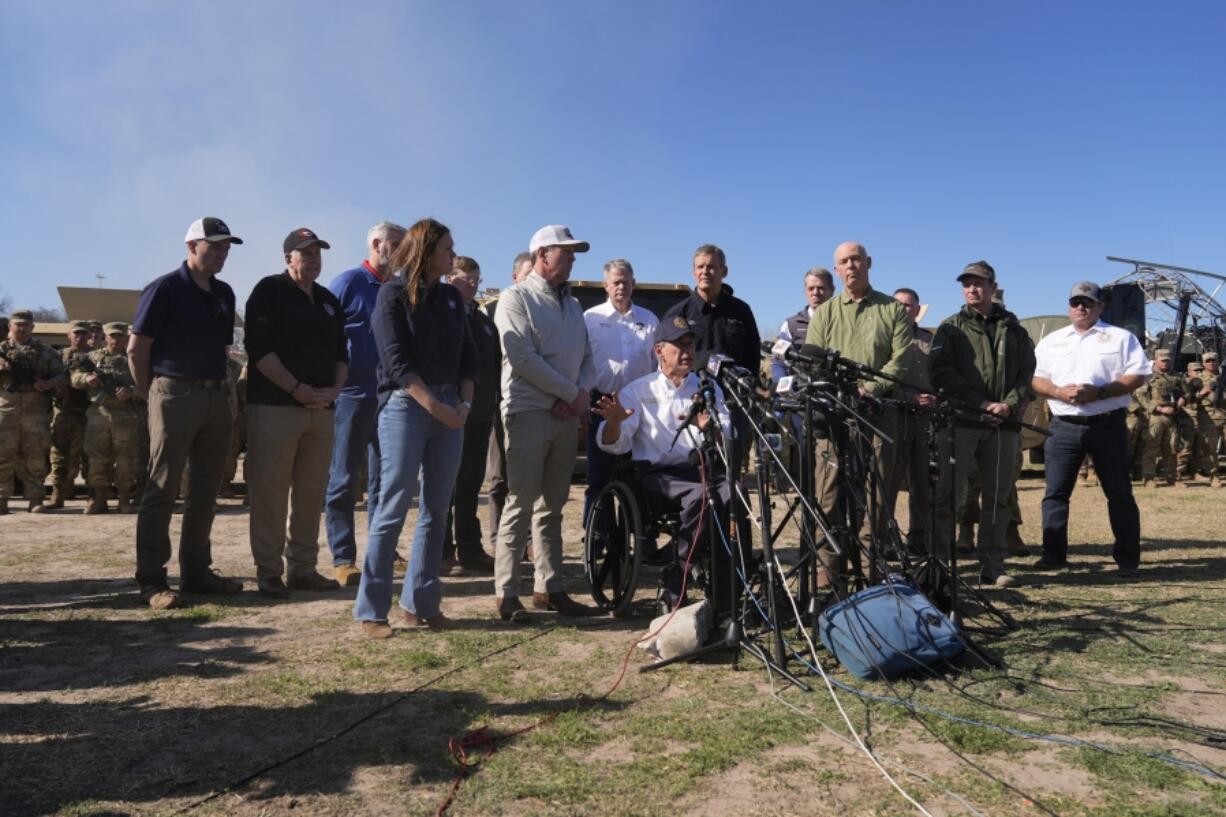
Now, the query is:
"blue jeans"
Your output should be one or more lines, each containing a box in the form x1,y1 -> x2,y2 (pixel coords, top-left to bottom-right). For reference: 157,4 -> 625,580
353,390 -> 463,622
325,394 -> 382,567
1041,411 -> 1141,568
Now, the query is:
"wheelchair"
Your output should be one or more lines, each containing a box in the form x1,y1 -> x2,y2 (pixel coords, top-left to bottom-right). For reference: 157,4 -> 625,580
583,459 -> 687,617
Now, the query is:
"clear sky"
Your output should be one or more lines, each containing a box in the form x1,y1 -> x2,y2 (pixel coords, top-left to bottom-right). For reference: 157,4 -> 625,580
3,1 -> 1224,333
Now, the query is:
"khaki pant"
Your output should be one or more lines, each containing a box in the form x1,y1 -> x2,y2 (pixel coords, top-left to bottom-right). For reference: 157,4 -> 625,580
494,409 -> 578,597
934,426 -> 1020,576
84,401 -> 142,493
245,404 -> 335,580
135,377 -> 233,587
0,390 -> 53,501
814,405 -> 898,581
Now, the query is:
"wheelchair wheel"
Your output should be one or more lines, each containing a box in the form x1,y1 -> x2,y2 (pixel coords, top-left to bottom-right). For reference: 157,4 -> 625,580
584,480 -> 643,617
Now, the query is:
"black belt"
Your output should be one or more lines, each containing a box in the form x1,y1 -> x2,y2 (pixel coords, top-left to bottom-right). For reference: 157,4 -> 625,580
157,375 -> 227,389
1054,408 -> 1125,426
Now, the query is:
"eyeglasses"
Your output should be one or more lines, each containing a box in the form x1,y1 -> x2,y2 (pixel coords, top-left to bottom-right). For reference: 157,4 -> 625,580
1069,297 -> 1096,309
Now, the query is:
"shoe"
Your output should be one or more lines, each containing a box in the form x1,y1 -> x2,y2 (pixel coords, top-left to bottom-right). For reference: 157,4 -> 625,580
46,487 -> 65,509
532,591 -> 598,617
441,556 -> 464,577
1117,566 -> 1141,579
180,569 -> 244,595
141,584 -> 182,610
28,500 -> 46,514
287,571 -> 342,592
496,595 -> 530,622
360,620 -> 394,639
980,571 -> 1018,588
393,553 -> 408,577
459,552 -> 496,573
1032,557 -> 1069,570
256,576 -> 290,599
334,564 -> 362,587
392,607 -> 449,629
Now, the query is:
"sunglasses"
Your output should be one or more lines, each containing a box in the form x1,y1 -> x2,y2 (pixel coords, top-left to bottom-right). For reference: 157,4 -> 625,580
1069,297 -> 1097,309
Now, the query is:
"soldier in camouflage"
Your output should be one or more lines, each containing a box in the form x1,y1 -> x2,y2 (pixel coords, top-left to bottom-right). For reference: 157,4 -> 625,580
1198,351 -> 1224,487
1128,381 -> 1155,485
1144,349 -> 1183,486
72,322 -> 142,513
0,310 -> 66,513
1183,360 -> 1220,486
47,320 -> 94,508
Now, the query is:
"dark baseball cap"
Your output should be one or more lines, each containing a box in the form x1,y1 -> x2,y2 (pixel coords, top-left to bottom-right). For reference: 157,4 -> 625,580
283,228 -> 331,253
185,217 -> 243,244
654,315 -> 694,345
1069,281 -> 1102,304
957,260 -> 996,284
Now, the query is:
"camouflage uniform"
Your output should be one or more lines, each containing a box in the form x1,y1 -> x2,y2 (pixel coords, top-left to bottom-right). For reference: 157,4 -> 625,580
1144,365 -> 1184,484
1201,355 -> 1225,485
1127,386 -> 1154,481
1175,366 -> 1201,479
1184,363 -> 1219,480
50,341 -> 93,502
72,341 -> 142,511
0,332 -> 65,507
220,358 -> 246,495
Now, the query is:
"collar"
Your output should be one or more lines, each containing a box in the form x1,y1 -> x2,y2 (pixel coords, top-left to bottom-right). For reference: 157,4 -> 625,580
361,260 -> 385,283
693,284 -> 732,308
656,369 -> 697,394
838,285 -> 875,305
280,270 -> 320,298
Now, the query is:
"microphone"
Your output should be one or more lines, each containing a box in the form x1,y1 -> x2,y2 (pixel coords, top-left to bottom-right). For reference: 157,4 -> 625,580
763,339 -> 839,368
706,353 -> 757,392
669,386 -> 709,450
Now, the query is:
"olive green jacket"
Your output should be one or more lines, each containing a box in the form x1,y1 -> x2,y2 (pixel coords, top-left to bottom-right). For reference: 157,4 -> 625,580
804,287 -> 912,396
929,304 -> 1035,412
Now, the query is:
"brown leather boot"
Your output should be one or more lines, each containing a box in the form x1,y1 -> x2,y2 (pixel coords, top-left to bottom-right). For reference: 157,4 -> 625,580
46,486 -> 65,509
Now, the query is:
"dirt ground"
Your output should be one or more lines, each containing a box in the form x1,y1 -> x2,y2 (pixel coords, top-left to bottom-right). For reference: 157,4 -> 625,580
3,471 -> 1226,817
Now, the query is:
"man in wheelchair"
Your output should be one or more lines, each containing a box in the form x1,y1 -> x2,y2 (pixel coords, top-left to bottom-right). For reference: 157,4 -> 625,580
592,316 -> 738,611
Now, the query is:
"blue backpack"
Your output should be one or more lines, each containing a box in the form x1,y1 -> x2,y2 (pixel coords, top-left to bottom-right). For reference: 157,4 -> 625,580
819,578 -> 965,680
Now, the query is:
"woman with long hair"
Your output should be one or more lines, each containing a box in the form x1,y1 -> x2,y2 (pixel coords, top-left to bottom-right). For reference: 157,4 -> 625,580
354,218 -> 477,637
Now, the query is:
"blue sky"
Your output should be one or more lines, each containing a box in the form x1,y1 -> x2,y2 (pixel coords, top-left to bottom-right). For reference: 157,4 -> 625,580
3,1 -> 1224,333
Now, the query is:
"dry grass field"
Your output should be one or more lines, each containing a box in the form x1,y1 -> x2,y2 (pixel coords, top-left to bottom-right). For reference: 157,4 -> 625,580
3,472 -> 1225,817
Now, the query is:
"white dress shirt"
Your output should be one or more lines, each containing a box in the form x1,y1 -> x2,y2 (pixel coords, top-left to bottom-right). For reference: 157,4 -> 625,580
1033,320 -> 1152,417
581,300 -> 658,395
597,371 -> 731,467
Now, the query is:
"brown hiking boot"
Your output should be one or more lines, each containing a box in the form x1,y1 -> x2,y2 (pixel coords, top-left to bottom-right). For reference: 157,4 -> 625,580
532,591 -> 598,617
496,595 -> 530,622
392,607 -> 449,629
46,487 -> 65,509
141,584 -> 182,610
334,563 -> 361,587
360,620 -> 394,639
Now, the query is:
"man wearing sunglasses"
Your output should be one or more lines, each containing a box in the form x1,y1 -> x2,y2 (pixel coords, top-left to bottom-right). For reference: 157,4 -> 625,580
1030,282 -> 1151,578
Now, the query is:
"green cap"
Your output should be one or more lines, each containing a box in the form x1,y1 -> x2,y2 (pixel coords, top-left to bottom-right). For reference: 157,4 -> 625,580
103,322 -> 129,335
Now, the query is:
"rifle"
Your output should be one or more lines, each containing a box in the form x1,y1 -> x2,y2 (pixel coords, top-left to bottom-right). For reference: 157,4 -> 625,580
77,357 -> 130,404
1,353 -> 37,393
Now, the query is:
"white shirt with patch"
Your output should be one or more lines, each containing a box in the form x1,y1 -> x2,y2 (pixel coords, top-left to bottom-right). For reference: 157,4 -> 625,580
597,371 -> 731,467
1033,320 -> 1152,417
581,300 -> 659,395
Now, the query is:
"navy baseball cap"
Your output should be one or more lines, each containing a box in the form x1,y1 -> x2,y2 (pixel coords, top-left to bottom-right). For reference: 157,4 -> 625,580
283,228 -> 331,253
654,315 -> 694,345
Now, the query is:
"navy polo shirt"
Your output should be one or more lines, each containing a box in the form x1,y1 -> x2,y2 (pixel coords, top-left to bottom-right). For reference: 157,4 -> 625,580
132,262 -> 236,380
663,284 -> 762,372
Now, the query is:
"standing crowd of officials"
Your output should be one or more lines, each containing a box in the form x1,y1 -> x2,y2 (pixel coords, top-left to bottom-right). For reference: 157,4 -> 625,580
2,215 -> 1220,631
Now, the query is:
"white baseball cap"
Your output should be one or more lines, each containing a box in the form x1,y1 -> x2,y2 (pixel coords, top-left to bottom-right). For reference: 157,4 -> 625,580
528,224 -> 589,255
184,216 -> 243,244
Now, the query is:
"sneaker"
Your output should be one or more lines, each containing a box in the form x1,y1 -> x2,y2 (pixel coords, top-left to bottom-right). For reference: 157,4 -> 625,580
392,553 -> 408,577
360,620 -> 394,639
287,571 -> 342,592
141,584 -> 182,610
460,552 -> 496,574
1032,557 -> 1069,570
334,564 -> 362,587
532,591 -> 599,617
257,576 -> 290,599
180,570 -> 243,595
496,595 -> 530,622
980,571 -> 1018,588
